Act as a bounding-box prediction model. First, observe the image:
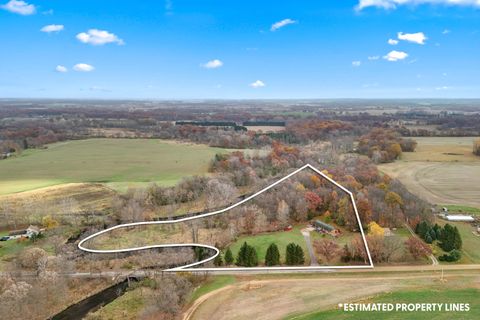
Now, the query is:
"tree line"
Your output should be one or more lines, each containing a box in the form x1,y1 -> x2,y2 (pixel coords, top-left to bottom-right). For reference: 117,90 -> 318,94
214,242 -> 305,267
415,220 -> 462,262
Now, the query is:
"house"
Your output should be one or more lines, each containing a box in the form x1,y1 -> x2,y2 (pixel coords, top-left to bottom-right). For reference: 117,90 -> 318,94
313,220 -> 335,232
383,227 -> 393,237
313,220 -> 340,236
313,220 -> 340,237
7,225 -> 42,240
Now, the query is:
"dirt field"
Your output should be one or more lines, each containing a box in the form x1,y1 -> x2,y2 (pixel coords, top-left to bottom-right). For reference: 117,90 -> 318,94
187,271 -> 480,320
379,137 -> 480,207
0,183 -> 116,220
245,126 -> 285,133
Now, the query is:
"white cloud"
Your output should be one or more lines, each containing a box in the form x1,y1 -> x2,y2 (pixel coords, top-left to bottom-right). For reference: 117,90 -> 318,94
383,50 -> 408,61
442,29 -> 451,34
388,38 -> 399,45
201,59 -> 223,69
73,63 -> 95,72
76,29 -> 124,46
271,18 -> 297,31
352,61 -> 361,67
1,0 -> 36,15
89,86 -> 110,92
368,55 -> 380,60
41,24 -> 64,33
250,80 -> 266,88
398,32 -> 427,44
55,65 -> 67,73
435,86 -> 451,90
356,0 -> 480,11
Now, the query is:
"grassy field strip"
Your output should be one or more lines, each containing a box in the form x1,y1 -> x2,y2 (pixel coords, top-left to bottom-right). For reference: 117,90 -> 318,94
0,139 -> 233,194
288,288 -> 480,320
441,205 -> 480,215
187,271 -> 480,320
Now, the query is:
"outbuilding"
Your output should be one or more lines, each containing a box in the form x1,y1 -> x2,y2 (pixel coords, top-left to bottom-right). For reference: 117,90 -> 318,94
442,214 -> 474,222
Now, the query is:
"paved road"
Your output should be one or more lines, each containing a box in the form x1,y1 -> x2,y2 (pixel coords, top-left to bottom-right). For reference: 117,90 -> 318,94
3,264 -> 479,279
404,223 -> 439,266
301,228 -> 318,266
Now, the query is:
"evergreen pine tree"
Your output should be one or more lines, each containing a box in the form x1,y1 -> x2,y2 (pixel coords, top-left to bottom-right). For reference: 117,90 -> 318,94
224,248 -> 234,265
236,242 -> 258,267
265,243 -> 280,266
416,221 -> 429,239
425,233 -> 433,244
214,253 -> 223,266
194,247 -> 206,261
286,243 -> 296,265
452,226 -> 462,250
246,246 -> 258,267
295,245 -> 305,265
440,224 -> 456,252
429,228 -> 437,241
236,242 -> 249,266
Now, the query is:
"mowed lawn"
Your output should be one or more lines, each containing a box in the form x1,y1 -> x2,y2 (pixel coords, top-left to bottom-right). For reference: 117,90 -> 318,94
226,226 -> 310,265
0,139 -> 229,194
289,289 -> 480,320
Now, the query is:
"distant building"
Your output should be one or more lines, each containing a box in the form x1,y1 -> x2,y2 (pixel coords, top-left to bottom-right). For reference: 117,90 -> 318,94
7,225 -> 41,240
0,152 -> 12,160
441,214 -> 474,222
383,227 -> 393,237
313,220 -> 335,232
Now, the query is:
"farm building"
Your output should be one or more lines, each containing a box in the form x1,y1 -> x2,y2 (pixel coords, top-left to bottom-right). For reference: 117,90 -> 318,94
440,214 -> 474,222
7,225 -> 41,240
313,220 -> 335,232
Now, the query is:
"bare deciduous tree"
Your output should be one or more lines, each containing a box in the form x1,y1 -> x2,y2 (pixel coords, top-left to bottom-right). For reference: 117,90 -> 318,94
314,238 -> 340,263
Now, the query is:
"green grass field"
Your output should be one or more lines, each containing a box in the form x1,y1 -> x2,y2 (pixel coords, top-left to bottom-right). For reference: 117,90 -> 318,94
288,288 -> 480,320
226,226 -> 310,265
0,231 -> 55,270
0,139 -> 231,194
442,205 -> 480,216
0,231 -> 30,260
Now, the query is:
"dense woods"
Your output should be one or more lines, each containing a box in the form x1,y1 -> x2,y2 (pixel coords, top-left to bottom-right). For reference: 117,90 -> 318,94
357,128 -> 417,163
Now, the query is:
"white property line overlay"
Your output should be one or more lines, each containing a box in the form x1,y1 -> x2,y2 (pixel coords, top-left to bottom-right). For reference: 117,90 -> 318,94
78,164 -> 374,271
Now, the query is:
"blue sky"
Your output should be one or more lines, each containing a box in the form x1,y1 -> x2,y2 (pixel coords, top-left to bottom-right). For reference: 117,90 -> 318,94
1,0 -> 480,99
